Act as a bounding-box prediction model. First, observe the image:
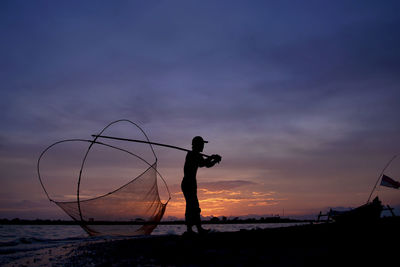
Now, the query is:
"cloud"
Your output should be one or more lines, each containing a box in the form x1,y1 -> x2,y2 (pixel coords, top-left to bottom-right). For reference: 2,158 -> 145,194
168,180 -> 256,194
165,179 -> 281,217
1,1 -> 400,219
198,180 -> 257,191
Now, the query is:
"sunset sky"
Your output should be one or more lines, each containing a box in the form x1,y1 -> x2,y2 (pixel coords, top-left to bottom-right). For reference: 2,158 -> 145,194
1,1 -> 400,220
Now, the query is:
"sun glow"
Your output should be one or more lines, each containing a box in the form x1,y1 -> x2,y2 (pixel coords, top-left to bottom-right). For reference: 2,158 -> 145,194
164,181 -> 282,218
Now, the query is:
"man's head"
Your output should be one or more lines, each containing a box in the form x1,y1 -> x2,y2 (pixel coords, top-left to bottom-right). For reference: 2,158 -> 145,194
192,136 -> 208,152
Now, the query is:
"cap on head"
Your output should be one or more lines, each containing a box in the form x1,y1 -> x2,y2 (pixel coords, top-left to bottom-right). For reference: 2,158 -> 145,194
192,136 -> 208,145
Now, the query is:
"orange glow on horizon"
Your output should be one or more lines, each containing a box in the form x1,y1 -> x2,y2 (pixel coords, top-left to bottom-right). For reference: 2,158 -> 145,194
164,184 -> 284,218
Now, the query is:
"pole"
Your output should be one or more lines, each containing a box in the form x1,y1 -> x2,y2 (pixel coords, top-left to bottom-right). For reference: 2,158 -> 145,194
366,155 -> 397,204
92,134 -> 211,158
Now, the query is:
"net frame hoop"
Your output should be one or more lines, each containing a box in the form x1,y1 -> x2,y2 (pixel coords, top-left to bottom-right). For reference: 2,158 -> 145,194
37,119 -> 171,224
77,120 -> 158,222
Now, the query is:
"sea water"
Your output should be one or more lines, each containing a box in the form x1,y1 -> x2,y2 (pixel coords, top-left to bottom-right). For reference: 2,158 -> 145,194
0,223 -> 304,264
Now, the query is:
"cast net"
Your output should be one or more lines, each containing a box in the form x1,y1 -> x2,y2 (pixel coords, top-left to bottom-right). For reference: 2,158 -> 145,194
37,120 -> 170,236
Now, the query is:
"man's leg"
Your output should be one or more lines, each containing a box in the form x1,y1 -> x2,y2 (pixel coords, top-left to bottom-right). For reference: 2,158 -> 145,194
183,187 -> 197,234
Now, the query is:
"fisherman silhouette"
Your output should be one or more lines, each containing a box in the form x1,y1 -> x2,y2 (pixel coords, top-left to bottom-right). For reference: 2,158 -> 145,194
181,136 -> 221,235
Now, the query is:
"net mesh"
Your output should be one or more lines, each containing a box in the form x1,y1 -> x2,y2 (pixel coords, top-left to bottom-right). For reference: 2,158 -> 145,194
55,163 -> 166,236
37,120 -> 170,237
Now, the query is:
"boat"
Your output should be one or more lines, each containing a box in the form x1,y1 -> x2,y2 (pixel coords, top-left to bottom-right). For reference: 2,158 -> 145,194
330,197 -> 383,223
318,197 -> 384,223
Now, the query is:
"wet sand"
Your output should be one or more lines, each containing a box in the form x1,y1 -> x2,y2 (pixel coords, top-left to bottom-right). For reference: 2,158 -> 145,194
6,217 -> 399,266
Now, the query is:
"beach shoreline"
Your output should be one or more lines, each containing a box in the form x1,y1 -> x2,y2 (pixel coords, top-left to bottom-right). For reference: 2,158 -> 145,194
4,217 -> 398,266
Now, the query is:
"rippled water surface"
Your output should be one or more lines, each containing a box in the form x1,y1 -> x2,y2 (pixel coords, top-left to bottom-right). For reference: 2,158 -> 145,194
0,222 -> 305,264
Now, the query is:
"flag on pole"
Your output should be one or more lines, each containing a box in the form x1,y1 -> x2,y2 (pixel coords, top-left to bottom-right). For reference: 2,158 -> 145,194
380,174 -> 400,189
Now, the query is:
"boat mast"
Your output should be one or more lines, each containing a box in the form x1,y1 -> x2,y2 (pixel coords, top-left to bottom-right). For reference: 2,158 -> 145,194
366,155 -> 397,204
